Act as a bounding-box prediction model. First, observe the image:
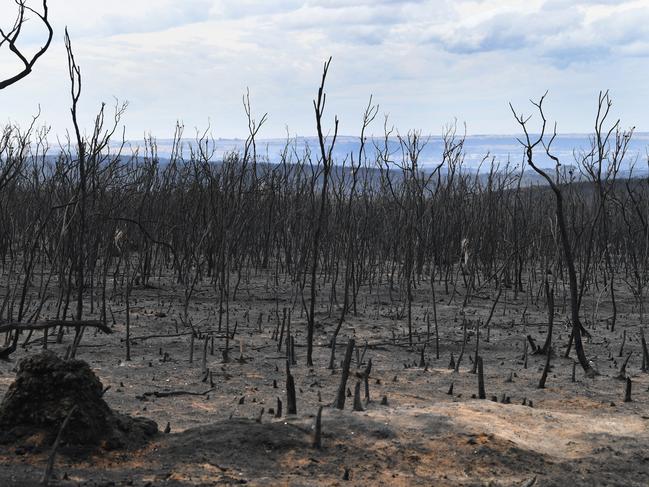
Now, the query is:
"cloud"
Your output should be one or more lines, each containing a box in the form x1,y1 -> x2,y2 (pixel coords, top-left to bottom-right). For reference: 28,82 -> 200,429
208,1 -> 304,20
420,0 -> 649,66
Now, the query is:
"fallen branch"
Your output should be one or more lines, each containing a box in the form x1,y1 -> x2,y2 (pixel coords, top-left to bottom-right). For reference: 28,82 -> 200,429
0,320 -> 112,335
0,321 -> 110,359
142,388 -> 214,398
41,405 -> 78,486
123,331 -> 193,342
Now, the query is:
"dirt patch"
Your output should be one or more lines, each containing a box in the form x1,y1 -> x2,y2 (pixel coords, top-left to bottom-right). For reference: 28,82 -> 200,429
2,406 -> 647,486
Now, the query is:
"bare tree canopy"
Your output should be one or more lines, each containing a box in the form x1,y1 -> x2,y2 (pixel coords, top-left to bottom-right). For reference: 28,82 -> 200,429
0,0 -> 53,90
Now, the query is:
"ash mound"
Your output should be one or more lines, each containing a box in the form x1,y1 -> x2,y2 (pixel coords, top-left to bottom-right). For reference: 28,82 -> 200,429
0,351 -> 157,451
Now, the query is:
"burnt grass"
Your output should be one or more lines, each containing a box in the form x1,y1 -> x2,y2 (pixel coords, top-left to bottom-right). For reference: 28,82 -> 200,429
0,269 -> 648,486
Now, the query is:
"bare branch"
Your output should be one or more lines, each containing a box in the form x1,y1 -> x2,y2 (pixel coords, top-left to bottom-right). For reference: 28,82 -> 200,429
0,0 -> 53,90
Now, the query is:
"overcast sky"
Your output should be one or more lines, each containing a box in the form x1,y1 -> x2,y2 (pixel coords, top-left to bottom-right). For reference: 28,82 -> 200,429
0,0 -> 647,139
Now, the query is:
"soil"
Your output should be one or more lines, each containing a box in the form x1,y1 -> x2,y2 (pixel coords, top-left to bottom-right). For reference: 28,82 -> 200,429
0,271 -> 648,486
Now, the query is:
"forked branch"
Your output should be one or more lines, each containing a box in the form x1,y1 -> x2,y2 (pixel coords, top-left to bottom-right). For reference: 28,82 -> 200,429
0,0 -> 53,90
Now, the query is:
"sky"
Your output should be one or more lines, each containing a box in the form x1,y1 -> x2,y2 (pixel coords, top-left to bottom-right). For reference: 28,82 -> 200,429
0,0 -> 648,140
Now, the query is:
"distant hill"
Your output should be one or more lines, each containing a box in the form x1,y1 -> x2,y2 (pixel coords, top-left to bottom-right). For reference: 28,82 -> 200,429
122,133 -> 649,173
32,134 -> 649,185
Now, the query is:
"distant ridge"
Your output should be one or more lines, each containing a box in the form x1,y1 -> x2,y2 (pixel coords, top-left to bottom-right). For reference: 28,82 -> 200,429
111,133 -> 649,172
